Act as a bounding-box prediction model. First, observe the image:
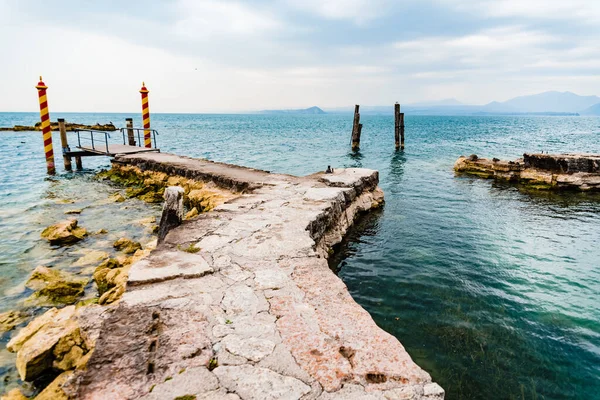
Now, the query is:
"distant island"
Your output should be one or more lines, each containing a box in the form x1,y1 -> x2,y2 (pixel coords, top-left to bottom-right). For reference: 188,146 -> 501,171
324,91 -> 600,116
259,106 -> 326,115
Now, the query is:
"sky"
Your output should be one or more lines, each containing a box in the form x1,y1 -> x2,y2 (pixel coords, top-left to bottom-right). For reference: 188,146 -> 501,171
1,0 -> 599,113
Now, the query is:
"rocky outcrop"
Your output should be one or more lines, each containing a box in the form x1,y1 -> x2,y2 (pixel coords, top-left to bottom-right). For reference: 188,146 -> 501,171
97,163 -> 238,209
25,266 -> 87,306
6,305 -> 108,385
41,219 -> 87,246
454,153 -> 600,191
0,122 -> 117,132
67,152 -> 443,399
93,258 -> 131,305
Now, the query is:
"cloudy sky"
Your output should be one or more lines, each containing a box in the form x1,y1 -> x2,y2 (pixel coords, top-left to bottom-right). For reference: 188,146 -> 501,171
1,0 -> 599,112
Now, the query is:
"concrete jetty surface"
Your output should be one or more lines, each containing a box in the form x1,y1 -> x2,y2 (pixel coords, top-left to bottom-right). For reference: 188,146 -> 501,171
69,153 -> 444,400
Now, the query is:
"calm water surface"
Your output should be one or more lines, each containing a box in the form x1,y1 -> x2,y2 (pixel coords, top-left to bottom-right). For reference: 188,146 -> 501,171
1,112 -> 599,399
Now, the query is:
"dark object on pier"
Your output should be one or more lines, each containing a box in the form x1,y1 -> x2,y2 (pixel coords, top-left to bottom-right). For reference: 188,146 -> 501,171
126,118 -> 136,146
468,154 -> 478,161
351,105 -> 361,150
492,158 -> 500,162
158,187 -> 185,244
326,166 -> 333,174
394,103 -> 405,150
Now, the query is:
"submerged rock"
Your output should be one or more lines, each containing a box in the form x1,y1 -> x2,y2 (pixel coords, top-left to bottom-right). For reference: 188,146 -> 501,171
113,237 -> 142,254
25,266 -> 87,306
41,219 -> 87,246
72,250 -> 109,267
109,192 -> 126,203
64,209 -> 82,215
0,310 -> 29,333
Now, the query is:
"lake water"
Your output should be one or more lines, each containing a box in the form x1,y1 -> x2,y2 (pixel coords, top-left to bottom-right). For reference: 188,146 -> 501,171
1,112 -> 599,399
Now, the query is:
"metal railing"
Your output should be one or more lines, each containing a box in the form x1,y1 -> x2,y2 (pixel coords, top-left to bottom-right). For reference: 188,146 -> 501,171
118,127 -> 159,149
75,129 -> 111,154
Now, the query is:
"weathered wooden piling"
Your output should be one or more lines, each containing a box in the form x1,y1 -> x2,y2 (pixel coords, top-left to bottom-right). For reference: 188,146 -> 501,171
351,105 -> 361,150
35,77 -> 55,174
394,103 -> 401,149
400,112 -> 405,149
157,186 -> 184,244
75,155 -> 82,170
126,118 -> 136,146
57,118 -> 72,171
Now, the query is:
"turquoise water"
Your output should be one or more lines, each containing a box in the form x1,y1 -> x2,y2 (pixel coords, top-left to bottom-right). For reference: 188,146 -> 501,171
1,112 -> 600,399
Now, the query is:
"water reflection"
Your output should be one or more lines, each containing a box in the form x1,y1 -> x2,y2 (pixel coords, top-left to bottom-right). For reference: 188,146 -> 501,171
389,150 -> 406,186
346,150 -> 363,168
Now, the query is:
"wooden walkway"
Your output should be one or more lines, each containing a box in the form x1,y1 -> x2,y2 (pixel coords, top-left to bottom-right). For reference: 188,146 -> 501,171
77,144 -> 160,157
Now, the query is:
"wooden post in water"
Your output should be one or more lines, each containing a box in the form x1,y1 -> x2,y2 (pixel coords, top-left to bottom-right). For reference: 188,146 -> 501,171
351,105 -> 361,150
57,118 -> 72,171
126,118 -> 136,146
400,112 -> 405,149
394,103 -> 400,149
158,186 -> 184,244
75,155 -> 82,170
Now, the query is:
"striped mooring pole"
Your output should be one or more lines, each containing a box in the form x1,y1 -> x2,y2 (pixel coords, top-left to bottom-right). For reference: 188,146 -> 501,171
36,76 -> 56,174
140,82 -> 151,148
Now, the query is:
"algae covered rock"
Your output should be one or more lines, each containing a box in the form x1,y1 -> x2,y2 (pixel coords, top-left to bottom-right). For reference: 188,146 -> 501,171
93,258 -> 130,305
0,310 -> 28,333
6,305 -> 104,383
113,237 -> 142,254
92,259 -> 122,295
26,266 -> 87,306
9,306 -> 80,380
41,219 -> 87,246
185,207 -> 199,220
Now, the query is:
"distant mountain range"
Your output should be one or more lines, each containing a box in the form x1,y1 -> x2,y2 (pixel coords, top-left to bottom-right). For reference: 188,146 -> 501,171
260,106 -> 325,115
324,92 -> 600,116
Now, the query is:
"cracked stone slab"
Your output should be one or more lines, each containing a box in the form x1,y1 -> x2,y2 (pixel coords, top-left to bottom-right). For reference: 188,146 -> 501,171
221,334 -> 276,362
128,250 -> 213,286
139,367 -> 219,400
214,365 -> 311,400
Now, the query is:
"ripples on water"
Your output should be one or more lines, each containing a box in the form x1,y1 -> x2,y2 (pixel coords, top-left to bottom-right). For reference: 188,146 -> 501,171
1,112 -> 599,399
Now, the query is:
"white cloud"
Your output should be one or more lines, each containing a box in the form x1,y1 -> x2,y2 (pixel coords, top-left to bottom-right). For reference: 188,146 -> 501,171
286,0 -> 392,24
173,0 -> 281,39
440,0 -> 600,23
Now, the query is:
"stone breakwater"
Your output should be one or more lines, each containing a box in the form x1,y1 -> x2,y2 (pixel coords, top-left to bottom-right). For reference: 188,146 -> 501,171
455,153 -> 600,191
60,153 -> 444,399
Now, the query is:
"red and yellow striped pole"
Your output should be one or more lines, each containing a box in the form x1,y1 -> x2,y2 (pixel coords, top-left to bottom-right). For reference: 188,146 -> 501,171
36,76 -> 56,174
140,82 -> 152,148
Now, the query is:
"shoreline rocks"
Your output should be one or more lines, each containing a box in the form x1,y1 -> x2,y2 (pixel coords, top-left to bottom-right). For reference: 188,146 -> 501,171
25,266 -> 87,306
455,153 -> 600,191
0,122 -> 117,132
41,219 -> 87,246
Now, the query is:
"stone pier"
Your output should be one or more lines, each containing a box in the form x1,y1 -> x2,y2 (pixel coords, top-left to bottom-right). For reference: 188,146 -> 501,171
67,153 -> 443,399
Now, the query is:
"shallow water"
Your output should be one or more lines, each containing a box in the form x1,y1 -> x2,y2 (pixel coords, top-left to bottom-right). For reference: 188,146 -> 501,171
1,112 -> 599,399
